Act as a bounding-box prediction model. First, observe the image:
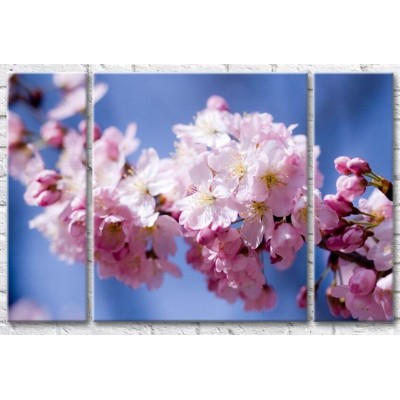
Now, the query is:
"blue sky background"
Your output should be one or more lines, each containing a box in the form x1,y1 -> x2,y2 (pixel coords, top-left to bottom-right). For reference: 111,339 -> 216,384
314,74 -> 393,320
94,73 -> 308,320
8,74 -> 86,320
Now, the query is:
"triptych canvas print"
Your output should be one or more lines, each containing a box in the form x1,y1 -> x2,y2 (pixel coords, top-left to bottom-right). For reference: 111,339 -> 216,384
7,72 -> 393,322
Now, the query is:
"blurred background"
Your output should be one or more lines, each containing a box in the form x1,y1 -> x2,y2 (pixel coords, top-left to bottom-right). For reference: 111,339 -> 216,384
8,74 -> 86,321
314,74 -> 393,320
94,73 -> 308,320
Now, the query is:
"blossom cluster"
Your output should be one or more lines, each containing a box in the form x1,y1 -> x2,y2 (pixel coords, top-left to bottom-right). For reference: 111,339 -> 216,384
171,96 -> 320,310
91,94 -> 323,310
316,157 -> 393,320
9,74 -> 393,319
8,74 -> 97,263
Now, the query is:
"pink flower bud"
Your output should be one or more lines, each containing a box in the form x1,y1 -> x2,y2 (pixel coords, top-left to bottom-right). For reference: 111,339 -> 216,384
40,121 -> 65,147
349,268 -> 376,295
197,227 -> 217,246
326,286 -> 351,319
341,225 -> 371,253
36,189 -> 62,206
325,235 -> 345,251
326,226 -> 371,253
296,285 -> 307,308
36,169 -> 62,186
334,156 -> 351,175
206,95 -> 229,111
324,194 -> 355,217
347,157 -> 372,175
336,174 -> 368,201
24,169 -> 62,207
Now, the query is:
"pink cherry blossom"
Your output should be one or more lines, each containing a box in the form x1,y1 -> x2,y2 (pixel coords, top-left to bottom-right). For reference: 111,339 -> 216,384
334,156 -> 351,175
24,169 -> 62,207
173,108 -> 230,148
118,147 -> 174,226
240,201 -> 274,249
269,223 -> 304,270
40,120 -> 65,147
178,157 -> 238,230
9,143 -> 44,183
348,268 -> 376,295
325,225 -> 371,253
48,82 -> 107,120
206,95 -> 229,111
336,174 -> 368,201
250,140 -> 304,216
296,285 -> 307,308
374,274 -> 393,320
53,73 -> 86,90
324,194 -> 355,217
347,157 -> 372,175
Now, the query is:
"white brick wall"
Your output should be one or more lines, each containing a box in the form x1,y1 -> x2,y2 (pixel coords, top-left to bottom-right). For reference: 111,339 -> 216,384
0,64 -> 398,335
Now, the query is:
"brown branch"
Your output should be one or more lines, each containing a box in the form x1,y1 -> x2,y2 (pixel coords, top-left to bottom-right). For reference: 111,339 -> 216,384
317,241 -> 375,269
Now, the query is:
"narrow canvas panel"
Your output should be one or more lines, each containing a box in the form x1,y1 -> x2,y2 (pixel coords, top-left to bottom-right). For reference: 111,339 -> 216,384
8,73 -> 88,321
93,73 -> 308,321
314,74 -> 393,321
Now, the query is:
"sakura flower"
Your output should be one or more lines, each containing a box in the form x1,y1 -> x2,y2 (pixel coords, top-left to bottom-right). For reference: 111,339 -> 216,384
240,201 -> 274,249
331,288 -> 385,321
269,223 -> 304,270
244,285 -> 277,312
325,225 -> 372,253
206,95 -> 229,111
296,285 -> 307,308
24,169 -> 62,207
374,274 -> 393,320
173,108 -> 230,148
178,157 -> 238,230
118,148 -> 174,226
347,157 -> 371,175
147,215 -> 182,259
142,257 -> 182,290
9,143 -> 44,183
29,201 -> 86,263
359,188 -> 392,220
250,140 -> 304,216
326,286 -> 351,319
334,156 -> 351,175
336,174 -> 367,201
96,215 -> 129,253
208,142 -> 256,199
53,73 -> 86,91
40,120 -> 65,147
313,191 -> 339,243
99,124 -> 140,160
348,268 -> 376,296
324,194 -> 355,217
48,82 -> 107,120
366,219 -> 392,271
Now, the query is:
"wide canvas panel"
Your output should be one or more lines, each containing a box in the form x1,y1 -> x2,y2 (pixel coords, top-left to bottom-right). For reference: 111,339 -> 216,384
8,73 -> 88,321
314,74 -> 393,321
93,73 -> 308,321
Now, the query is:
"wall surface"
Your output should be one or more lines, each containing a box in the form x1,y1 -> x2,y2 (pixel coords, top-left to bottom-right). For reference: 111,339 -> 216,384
0,64 -> 398,335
